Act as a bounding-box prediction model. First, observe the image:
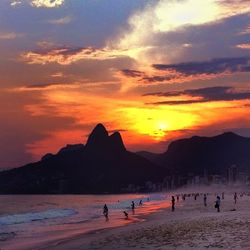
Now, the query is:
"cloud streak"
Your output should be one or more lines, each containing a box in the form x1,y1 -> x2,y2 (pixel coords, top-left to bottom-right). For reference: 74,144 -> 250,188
236,43 -> 250,49
153,57 -> 250,75
145,86 -> 250,105
10,1 -> 22,6
31,0 -> 64,8
21,46 -> 143,65
120,57 -> 250,85
10,0 -> 65,8
0,32 -> 22,40
47,16 -> 72,25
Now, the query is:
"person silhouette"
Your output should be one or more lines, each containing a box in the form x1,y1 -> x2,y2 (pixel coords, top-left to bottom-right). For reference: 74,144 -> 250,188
215,196 -> 221,212
234,192 -> 237,204
171,196 -> 175,212
131,201 -> 135,214
123,211 -> 128,219
103,204 -> 109,220
131,201 -> 135,209
204,194 -> 207,207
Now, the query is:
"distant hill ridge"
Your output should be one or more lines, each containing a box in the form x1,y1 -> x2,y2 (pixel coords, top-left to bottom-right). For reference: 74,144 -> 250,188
138,131 -> 250,177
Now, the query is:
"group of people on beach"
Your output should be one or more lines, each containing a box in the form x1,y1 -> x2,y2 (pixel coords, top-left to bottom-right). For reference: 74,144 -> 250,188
103,199 -> 144,220
171,191 -> 243,213
103,192 -> 243,220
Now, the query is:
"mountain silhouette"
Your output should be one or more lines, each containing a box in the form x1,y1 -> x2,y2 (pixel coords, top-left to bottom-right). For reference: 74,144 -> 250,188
1,128 -> 250,194
0,124 -> 166,194
85,123 -> 126,154
138,132 -> 250,177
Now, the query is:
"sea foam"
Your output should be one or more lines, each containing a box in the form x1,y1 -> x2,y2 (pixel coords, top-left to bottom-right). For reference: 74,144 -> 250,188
0,208 -> 77,226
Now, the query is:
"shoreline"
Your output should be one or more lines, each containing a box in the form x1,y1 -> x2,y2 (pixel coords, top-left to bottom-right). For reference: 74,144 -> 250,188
33,199 -> 171,250
39,193 -> 250,250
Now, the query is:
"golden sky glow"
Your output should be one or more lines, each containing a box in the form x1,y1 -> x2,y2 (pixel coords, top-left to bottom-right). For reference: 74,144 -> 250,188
0,0 -> 250,168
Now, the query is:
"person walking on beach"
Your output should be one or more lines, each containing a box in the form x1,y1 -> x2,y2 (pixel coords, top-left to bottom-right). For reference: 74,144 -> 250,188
204,194 -> 207,207
139,200 -> 143,206
171,196 -> 175,212
103,204 -> 109,220
234,192 -> 237,204
215,196 -> 221,212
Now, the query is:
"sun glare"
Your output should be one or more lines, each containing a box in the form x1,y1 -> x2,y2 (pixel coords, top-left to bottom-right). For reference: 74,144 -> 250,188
119,106 -> 197,140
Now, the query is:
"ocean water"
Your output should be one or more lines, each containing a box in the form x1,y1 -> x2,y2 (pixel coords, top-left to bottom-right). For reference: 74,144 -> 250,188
0,194 -> 170,250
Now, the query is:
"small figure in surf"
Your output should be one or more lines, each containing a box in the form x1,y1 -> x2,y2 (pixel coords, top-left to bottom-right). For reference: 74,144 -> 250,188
123,211 -> 128,219
171,196 -> 175,212
194,194 -> 198,200
234,192 -> 237,204
139,200 -> 143,206
182,194 -> 186,201
222,192 -> 224,200
204,194 -> 207,207
215,196 -> 221,212
177,195 -> 179,202
103,204 -> 109,220
131,201 -> 135,210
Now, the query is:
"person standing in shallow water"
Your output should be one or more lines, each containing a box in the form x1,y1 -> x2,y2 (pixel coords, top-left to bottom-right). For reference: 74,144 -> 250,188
171,196 -> 175,212
234,192 -> 237,204
204,194 -> 207,207
131,201 -> 135,213
215,196 -> 221,212
103,204 -> 109,220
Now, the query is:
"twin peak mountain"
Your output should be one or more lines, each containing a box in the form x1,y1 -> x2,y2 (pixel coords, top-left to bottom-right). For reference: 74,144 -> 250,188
85,123 -> 126,153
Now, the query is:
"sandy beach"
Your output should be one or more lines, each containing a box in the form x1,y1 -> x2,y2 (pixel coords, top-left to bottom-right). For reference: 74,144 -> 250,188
37,190 -> 250,250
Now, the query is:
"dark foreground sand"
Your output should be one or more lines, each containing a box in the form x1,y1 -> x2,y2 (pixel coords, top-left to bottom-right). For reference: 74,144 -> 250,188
39,192 -> 250,250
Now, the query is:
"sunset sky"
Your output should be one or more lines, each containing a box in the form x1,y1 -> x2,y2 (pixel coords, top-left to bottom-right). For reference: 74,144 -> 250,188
1,0 -> 250,169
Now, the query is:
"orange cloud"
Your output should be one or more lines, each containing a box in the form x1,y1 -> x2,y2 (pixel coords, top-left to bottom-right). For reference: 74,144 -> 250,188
239,25 -> 250,35
21,47 -> 139,65
236,43 -> 250,49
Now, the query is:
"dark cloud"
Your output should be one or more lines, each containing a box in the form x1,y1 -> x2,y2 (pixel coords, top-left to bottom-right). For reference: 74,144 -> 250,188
120,69 -> 144,78
145,86 -> 250,105
153,57 -> 250,76
121,56 -> 250,85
